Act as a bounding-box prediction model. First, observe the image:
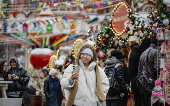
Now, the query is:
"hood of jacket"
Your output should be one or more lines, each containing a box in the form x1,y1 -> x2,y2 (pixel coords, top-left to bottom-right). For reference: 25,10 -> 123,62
105,57 -> 119,65
9,57 -> 23,70
76,43 -> 97,65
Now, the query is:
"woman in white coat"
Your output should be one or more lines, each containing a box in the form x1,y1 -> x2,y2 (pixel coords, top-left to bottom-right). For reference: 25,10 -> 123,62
61,43 -> 109,106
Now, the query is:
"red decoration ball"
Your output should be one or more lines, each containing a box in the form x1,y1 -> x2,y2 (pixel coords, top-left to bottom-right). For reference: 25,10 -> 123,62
98,51 -> 105,58
103,38 -> 107,42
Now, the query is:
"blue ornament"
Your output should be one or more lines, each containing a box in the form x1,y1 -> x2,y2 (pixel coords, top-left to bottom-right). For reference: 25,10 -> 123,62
154,18 -> 157,22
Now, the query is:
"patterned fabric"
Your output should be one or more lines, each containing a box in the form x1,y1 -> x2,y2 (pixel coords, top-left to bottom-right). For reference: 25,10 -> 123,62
152,89 -> 165,97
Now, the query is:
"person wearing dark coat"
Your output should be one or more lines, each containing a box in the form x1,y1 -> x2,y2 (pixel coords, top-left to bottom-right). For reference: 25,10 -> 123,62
105,50 -> 128,106
0,59 -> 8,80
138,36 -> 161,106
0,59 -> 8,98
44,69 -> 63,106
128,37 -> 151,106
7,58 -> 30,106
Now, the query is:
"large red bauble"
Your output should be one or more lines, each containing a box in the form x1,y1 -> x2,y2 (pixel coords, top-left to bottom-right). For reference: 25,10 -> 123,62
98,51 -> 105,59
30,48 -> 53,69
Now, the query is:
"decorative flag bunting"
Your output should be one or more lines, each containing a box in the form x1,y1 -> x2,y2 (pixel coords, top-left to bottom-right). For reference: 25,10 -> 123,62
0,0 -> 120,13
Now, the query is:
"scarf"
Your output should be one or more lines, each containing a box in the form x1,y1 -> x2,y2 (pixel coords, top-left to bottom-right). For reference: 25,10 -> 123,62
51,78 -> 58,91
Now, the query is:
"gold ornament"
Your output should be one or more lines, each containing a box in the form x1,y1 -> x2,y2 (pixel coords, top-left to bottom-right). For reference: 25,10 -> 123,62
149,32 -> 153,37
153,24 -> 156,27
130,32 -> 134,36
138,26 -> 142,30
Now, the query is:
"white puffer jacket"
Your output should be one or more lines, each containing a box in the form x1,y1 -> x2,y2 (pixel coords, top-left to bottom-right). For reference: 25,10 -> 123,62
61,60 -> 109,106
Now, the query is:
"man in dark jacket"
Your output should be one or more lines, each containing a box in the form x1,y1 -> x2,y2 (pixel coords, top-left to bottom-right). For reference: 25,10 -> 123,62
44,69 -> 62,106
105,50 -> 127,106
128,36 -> 151,106
138,36 -> 160,106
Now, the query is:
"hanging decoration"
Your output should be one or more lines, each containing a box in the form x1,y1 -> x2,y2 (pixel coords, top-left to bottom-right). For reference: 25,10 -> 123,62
30,48 -> 53,69
0,0 -> 119,13
111,2 -> 131,36
75,22 -> 90,35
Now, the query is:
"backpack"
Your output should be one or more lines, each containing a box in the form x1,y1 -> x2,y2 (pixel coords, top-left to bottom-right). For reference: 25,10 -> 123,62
104,63 -> 121,96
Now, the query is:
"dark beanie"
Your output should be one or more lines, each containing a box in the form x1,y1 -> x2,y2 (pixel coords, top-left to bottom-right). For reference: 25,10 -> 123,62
111,50 -> 123,59
140,37 -> 151,52
151,35 -> 158,46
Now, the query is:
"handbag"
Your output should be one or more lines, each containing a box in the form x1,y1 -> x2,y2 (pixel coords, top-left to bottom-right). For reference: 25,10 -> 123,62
136,49 -> 155,92
127,92 -> 135,106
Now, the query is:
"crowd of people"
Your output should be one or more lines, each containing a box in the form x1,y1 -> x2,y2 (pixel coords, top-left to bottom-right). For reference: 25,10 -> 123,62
0,35 -> 161,106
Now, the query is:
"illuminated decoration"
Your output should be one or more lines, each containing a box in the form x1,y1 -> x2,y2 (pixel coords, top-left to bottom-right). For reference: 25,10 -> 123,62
52,34 -> 69,46
72,39 -> 84,59
111,2 -> 131,36
48,49 -> 60,70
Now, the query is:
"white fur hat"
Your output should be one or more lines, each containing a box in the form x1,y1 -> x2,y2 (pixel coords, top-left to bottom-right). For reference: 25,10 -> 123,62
49,69 -> 58,75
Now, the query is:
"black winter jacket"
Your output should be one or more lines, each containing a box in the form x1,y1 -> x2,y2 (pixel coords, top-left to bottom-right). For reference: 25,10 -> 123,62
138,44 -> 159,80
7,67 -> 30,91
128,43 -> 141,81
105,57 -> 127,99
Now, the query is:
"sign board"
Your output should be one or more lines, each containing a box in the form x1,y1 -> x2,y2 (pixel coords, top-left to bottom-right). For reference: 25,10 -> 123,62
111,2 -> 130,36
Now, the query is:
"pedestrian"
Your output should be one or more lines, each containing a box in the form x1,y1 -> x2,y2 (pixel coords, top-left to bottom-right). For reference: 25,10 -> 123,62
61,43 -> 109,106
7,58 -> 30,106
0,58 -> 8,80
0,58 -> 8,97
105,49 -> 128,106
44,69 -> 63,106
128,36 -> 142,106
138,35 -> 160,106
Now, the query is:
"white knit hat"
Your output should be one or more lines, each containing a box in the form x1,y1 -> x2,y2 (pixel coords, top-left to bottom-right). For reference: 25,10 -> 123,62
81,48 -> 93,58
49,69 -> 58,75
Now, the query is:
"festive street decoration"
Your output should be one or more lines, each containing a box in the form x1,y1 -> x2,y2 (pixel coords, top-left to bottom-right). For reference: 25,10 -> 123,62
0,0 -> 120,13
49,55 -> 58,70
75,22 -> 90,35
30,48 -> 53,69
52,34 -> 70,46
111,2 -> 131,36
72,39 -> 84,59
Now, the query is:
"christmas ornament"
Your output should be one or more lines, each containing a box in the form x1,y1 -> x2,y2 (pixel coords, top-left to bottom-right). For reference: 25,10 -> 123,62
98,51 -> 105,59
163,19 -> 169,25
